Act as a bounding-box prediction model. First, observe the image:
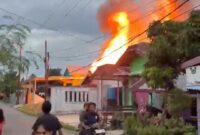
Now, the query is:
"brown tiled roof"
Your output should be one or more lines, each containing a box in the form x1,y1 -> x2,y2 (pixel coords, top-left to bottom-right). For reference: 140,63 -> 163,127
91,64 -> 129,80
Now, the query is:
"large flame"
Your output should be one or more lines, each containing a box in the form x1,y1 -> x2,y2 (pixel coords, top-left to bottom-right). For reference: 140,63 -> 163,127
91,12 -> 129,72
91,0 -> 191,73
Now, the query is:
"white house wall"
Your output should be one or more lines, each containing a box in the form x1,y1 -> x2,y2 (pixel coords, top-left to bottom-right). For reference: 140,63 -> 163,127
186,66 -> 200,86
50,87 -> 97,113
97,80 -> 123,109
175,74 -> 187,91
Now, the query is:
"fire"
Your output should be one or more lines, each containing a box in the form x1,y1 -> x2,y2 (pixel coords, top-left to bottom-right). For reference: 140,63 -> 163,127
91,0 -> 191,73
91,12 -> 129,72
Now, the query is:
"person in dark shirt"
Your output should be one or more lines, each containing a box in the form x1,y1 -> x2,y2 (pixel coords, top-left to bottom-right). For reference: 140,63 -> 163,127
79,103 -> 89,125
32,101 -> 63,135
79,103 -> 89,135
84,102 -> 100,128
79,103 -> 89,128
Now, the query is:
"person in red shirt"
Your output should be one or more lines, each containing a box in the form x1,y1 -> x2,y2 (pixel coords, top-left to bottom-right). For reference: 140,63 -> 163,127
0,109 -> 5,135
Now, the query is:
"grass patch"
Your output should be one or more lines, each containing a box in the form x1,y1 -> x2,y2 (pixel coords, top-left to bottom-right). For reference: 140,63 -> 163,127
62,122 -> 79,131
17,103 -> 42,116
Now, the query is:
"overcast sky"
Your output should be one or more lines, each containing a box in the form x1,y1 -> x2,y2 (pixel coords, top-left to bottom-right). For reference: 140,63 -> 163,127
0,0 -> 199,77
0,0 -> 107,76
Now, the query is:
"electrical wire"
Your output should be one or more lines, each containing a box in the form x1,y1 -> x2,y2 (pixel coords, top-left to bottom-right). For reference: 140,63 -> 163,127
42,0 -> 67,26
69,0 -> 191,73
51,0 -> 180,54
0,6 -> 97,43
52,0 -> 191,60
65,0 -> 83,16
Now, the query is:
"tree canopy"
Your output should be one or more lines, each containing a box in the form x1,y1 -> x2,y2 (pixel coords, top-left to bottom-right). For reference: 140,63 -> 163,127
0,17 -> 40,99
143,10 -> 200,90
142,10 -> 200,116
49,68 -> 62,76
0,71 -> 18,96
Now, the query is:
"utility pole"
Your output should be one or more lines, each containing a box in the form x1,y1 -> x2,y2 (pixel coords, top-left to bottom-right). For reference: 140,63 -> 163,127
44,40 -> 49,101
16,46 -> 22,104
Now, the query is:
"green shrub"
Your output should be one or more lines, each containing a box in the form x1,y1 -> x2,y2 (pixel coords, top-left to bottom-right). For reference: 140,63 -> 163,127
124,116 -> 143,135
124,115 -> 196,135
137,126 -> 169,135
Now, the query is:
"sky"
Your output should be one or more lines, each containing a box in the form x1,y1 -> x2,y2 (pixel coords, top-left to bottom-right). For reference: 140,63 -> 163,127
0,0 -> 199,77
0,0 -> 107,76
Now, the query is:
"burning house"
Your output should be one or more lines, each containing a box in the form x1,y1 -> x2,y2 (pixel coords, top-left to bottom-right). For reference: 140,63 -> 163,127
83,0 -> 192,113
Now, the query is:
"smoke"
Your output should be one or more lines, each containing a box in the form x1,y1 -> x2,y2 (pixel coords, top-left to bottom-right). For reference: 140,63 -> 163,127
97,0 -> 191,42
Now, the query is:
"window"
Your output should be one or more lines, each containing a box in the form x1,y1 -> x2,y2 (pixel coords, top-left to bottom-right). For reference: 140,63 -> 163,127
65,91 -> 68,102
79,92 -> 81,102
69,91 -> 72,102
83,92 -> 85,102
190,67 -> 196,74
74,92 -> 77,102
86,93 -> 89,102
66,91 -> 89,103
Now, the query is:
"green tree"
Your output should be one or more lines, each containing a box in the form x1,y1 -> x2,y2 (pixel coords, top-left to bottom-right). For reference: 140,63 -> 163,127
0,71 -> 18,98
0,17 -> 40,103
142,10 -> 200,120
49,68 -> 62,76
64,68 -> 70,76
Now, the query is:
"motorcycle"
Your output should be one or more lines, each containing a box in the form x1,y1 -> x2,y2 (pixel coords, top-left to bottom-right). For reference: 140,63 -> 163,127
84,128 -> 106,135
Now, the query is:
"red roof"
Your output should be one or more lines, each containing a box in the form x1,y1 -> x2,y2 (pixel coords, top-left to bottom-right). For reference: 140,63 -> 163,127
67,65 -> 88,75
91,64 -> 129,80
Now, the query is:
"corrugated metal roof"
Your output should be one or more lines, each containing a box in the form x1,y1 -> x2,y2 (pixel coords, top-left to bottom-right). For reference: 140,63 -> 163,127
181,56 -> 200,69
187,85 -> 200,90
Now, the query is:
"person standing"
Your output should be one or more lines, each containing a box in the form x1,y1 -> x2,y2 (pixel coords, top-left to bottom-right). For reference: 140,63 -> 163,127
32,101 -> 63,135
79,103 -> 89,135
79,103 -> 89,128
0,109 -> 5,135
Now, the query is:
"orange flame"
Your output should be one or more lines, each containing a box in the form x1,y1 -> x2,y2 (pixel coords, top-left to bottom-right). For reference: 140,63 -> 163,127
91,12 -> 129,72
91,0 -> 191,73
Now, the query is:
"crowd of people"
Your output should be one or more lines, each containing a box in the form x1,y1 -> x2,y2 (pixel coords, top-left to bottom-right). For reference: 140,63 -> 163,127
0,101 -> 100,135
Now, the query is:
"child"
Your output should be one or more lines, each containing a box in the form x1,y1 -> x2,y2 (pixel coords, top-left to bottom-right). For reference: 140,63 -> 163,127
0,109 -> 5,135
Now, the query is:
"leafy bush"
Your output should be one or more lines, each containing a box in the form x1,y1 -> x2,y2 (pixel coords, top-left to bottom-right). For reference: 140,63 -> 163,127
124,115 -> 143,135
124,115 -> 196,135
164,118 -> 196,135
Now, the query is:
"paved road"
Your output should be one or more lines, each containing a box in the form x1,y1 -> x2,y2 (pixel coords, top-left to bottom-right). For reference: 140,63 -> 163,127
0,102 -> 76,135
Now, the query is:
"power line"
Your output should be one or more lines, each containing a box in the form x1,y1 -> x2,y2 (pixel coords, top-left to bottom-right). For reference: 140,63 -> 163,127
50,34 -> 105,53
69,0 -> 191,73
65,0 -> 83,17
51,0 -> 181,55
127,0 -> 156,14
0,6 -> 95,43
51,53 -> 97,61
52,36 -> 148,60
51,1 -> 200,61
120,0 -> 179,30
75,0 -> 93,14
52,49 -> 99,59
42,0 -> 67,26
51,0 -> 180,54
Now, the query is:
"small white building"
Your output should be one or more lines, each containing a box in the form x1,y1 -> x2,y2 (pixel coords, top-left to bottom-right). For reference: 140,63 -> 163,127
50,86 -> 97,113
181,56 -> 200,135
